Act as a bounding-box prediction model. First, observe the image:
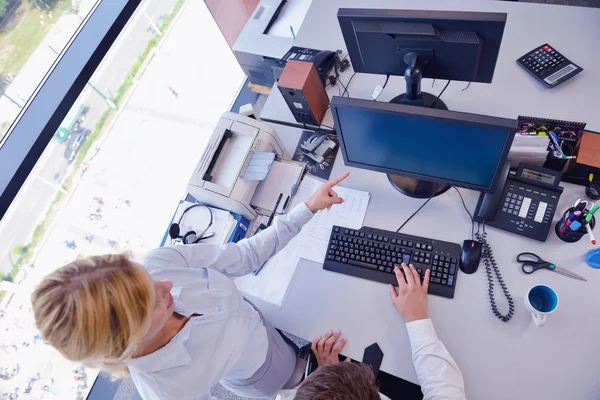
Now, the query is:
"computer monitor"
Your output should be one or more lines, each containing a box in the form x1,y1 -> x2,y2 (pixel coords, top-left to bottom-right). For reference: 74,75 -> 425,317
330,96 -> 516,198
337,9 -> 507,109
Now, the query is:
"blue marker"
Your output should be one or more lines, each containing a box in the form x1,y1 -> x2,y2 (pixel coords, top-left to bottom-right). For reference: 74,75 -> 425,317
290,25 -> 296,39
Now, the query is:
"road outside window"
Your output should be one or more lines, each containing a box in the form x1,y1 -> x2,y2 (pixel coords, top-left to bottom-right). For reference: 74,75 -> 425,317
0,0 -> 245,398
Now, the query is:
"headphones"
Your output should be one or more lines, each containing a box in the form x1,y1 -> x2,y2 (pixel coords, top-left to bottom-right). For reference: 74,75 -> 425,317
168,203 -> 214,245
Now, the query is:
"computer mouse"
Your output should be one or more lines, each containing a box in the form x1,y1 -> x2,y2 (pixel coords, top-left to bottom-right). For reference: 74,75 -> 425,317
460,240 -> 482,274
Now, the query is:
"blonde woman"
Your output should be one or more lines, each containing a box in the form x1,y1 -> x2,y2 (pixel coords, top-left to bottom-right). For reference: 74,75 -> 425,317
31,173 -> 350,400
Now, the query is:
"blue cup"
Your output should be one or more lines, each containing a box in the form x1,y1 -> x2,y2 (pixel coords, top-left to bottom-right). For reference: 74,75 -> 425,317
525,285 -> 559,327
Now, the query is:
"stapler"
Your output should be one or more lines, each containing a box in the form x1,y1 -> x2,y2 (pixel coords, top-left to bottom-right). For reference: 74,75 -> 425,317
301,131 -> 337,164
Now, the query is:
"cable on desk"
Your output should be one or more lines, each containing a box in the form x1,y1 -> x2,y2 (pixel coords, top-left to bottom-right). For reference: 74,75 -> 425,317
452,187 -> 474,240
373,74 -> 390,101
341,72 -> 357,98
475,222 -> 515,323
396,184 -> 441,232
462,82 -> 471,92
430,80 -> 451,108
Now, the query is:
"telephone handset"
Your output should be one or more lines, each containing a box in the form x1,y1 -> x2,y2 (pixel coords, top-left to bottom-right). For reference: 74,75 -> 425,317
474,162 -> 563,242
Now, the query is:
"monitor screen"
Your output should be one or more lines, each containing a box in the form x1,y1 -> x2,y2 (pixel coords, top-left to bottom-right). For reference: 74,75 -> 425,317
332,99 -> 515,190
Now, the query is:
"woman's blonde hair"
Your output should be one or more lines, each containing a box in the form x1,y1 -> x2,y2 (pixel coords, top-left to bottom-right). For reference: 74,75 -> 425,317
31,253 -> 154,377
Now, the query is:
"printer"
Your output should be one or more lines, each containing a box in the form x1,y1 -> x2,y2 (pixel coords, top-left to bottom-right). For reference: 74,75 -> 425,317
187,112 -> 288,220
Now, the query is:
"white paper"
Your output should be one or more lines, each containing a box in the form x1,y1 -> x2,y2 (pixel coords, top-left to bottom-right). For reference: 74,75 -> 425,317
296,177 -> 370,263
251,160 -> 305,213
234,190 -> 307,307
234,234 -> 302,307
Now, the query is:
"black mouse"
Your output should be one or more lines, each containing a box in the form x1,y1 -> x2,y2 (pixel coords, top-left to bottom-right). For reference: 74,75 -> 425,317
460,240 -> 482,274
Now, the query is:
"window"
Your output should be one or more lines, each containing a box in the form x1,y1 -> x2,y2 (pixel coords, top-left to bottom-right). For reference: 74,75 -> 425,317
0,0 -> 245,398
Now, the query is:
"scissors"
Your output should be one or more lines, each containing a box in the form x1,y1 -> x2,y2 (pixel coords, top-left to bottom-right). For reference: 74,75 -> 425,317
517,252 -> 587,282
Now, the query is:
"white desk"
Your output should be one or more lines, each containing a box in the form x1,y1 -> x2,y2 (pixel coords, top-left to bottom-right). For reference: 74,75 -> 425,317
247,1 -> 600,399
261,0 -> 600,133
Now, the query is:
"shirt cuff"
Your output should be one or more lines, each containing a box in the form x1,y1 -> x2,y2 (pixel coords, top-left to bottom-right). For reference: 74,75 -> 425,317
405,319 -> 439,347
288,202 -> 314,225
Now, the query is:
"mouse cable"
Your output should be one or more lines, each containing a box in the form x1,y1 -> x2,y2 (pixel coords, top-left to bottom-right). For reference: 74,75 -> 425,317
452,186 -> 474,240
430,80 -> 451,108
475,222 -> 515,323
396,184 -> 441,233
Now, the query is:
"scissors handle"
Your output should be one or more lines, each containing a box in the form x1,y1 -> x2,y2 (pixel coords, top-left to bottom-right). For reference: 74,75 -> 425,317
516,252 -> 544,264
521,263 -> 548,274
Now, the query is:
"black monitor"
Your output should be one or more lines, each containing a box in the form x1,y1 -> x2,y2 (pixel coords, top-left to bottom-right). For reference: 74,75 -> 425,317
337,9 -> 507,109
330,96 -> 516,198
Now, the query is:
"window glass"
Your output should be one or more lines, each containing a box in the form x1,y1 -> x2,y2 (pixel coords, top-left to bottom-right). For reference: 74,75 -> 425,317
0,0 -> 244,398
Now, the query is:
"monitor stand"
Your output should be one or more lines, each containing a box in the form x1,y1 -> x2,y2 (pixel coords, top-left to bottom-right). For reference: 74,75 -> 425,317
386,52 -> 449,198
389,52 -> 448,110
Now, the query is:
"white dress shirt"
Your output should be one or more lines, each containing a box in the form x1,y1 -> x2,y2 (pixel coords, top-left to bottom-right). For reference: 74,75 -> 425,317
277,319 -> 465,400
126,203 -> 314,400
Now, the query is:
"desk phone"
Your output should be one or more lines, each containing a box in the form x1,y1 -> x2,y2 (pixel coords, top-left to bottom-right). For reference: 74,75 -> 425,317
475,163 -> 563,242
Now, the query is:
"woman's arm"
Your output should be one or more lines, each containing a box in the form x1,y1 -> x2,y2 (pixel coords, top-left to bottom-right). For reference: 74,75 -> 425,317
143,173 -> 350,277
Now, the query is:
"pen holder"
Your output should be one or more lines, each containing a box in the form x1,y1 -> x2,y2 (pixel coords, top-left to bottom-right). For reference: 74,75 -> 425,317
555,208 -> 596,243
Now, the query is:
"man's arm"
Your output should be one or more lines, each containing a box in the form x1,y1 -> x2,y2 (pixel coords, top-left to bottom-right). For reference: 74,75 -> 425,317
143,173 -> 350,277
389,264 -> 466,400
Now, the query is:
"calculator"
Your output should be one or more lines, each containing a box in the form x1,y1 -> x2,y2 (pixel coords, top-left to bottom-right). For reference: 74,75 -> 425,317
517,44 -> 583,88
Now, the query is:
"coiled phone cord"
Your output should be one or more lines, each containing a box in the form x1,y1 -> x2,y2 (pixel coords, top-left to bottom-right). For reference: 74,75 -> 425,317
475,223 -> 515,323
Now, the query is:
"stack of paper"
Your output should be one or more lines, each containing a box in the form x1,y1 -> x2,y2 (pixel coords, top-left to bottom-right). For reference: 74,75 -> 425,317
251,160 -> 305,214
235,176 -> 370,307
295,177 -> 370,263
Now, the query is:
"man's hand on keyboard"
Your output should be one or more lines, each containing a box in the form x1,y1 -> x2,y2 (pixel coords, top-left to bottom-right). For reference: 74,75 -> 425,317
389,263 -> 430,323
305,172 -> 350,213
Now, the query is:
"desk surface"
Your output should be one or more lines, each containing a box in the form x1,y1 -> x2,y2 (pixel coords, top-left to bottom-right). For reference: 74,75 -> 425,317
261,0 -> 600,132
250,2 -> 600,399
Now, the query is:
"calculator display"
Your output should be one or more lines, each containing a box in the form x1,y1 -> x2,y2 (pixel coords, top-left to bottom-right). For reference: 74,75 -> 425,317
521,168 -> 556,185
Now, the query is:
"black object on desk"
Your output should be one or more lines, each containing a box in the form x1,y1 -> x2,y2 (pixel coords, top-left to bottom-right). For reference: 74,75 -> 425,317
474,163 -> 563,242
267,193 -> 283,226
338,8 -> 507,108
323,225 -> 462,299
517,44 -> 583,88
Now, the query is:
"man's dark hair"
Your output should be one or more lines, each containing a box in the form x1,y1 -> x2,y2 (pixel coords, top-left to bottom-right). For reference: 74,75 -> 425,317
294,362 -> 380,400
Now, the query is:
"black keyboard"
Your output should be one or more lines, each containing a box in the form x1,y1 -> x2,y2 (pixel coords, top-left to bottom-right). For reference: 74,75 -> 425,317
323,225 -> 462,299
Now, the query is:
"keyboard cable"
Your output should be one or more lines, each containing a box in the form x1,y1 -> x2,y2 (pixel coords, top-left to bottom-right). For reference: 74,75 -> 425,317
396,184 -> 441,232
453,187 -> 515,323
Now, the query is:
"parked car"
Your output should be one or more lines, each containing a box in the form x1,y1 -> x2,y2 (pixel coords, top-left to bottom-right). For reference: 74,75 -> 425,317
64,128 -> 91,163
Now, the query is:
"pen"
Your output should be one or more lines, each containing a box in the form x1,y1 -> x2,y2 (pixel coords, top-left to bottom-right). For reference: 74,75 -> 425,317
281,195 -> 291,214
588,228 -> 597,246
267,193 -> 283,226
586,204 -> 599,223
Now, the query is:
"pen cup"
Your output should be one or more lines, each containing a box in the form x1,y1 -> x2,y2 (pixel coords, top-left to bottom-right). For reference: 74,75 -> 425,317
555,208 -> 596,243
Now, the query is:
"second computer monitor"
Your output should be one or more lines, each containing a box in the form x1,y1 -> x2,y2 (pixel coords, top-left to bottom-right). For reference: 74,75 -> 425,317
330,96 -> 516,197
337,9 -> 507,107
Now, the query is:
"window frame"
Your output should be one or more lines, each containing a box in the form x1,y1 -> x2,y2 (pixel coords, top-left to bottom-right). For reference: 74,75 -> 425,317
0,0 -> 142,221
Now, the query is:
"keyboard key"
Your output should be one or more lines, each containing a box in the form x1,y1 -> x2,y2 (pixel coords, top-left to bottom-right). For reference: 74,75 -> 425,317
402,254 -> 410,264
433,254 -> 439,260
348,259 -> 377,270
401,240 -> 408,246
344,229 -> 349,234
442,279 -> 447,285
383,237 -> 389,242
431,277 -> 441,284
327,255 -> 335,260
360,232 -> 365,238
334,227 -> 340,233
378,266 -> 385,271
335,256 -> 341,261
391,238 -> 397,244
427,245 -> 433,251
415,243 -> 421,249
448,276 -> 454,286
342,258 -> 347,263
367,234 -> 372,239
385,267 -> 392,273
